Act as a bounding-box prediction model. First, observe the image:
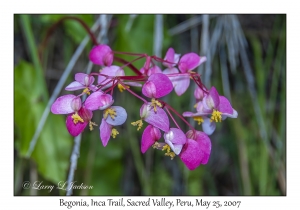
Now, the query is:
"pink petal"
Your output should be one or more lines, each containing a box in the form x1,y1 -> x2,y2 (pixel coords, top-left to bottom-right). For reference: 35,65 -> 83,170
65,81 -> 85,91
140,103 -> 170,132
98,65 -> 123,86
104,106 -> 127,126
66,114 -> 88,136
89,44 -> 113,66
163,48 -> 175,69
178,53 -> 201,73
147,65 -> 162,76
75,73 -> 94,86
204,86 -> 220,110
218,96 -> 234,115
163,67 -> 190,96
195,131 -> 211,164
163,67 -> 178,76
179,139 -> 203,170
78,107 -> 93,122
146,73 -> 173,98
99,118 -> 112,147
142,81 -> 157,98
173,75 -> 190,96
141,125 -> 161,153
84,91 -> 104,111
194,86 -> 206,100
51,94 -> 77,114
164,128 -> 187,155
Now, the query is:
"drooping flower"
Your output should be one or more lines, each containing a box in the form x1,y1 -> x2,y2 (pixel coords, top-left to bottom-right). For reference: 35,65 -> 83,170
99,106 -> 127,147
140,65 -> 162,76
65,73 -> 97,94
162,48 -> 192,96
183,86 -> 238,135
84,91 -> 127,146
163,128 -> 187,156
141,125 -> 161,153
178,52 -> 206,73
131,102 -> 170,133
142,73 -> 173,99
179,130 -> 211,170
51,94 -> 93,136
89,44 -> 114,66
98,65 -> 142,91
162,48 -> 180,69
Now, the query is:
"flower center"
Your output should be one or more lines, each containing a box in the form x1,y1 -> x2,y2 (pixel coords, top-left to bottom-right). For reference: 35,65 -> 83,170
117,83 -> 130,92
152,142 -> 175,160
111,128 -> 119,138
210,109 -> 222,122
162,144 -> 176,160
131,119 -> 143,131
151,98 -> 162,112
71,112 -> 84,124
89,121 -> 98,131
193,116 -> 204,125
82,88 -> 90,95
104,108 -> 117,119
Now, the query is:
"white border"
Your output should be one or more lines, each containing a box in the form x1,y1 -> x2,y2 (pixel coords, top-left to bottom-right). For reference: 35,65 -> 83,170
3,0 -> 297,209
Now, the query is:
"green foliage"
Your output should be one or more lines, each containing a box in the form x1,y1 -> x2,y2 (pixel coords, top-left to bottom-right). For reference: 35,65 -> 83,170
14,61 -> 72,183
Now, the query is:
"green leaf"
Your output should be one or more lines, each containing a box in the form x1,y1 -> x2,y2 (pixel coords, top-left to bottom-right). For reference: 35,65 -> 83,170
14,61 -> 72,183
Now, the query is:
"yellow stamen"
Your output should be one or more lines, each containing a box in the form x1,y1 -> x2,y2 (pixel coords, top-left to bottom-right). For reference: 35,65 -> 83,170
82,88 -> 90,95
71,112 -> 84,124
162,144 -> 175,160
152,142 -> 160,149
104,108 -> 117,119
131,119 -> 143,131
151,98 -> 162,112
111,128 -> 119,138
194,103 -> 198,108
89,121 -> 98,131
210,109 -> 222,122
193,116 -> 204,125
117,83 -> 130,92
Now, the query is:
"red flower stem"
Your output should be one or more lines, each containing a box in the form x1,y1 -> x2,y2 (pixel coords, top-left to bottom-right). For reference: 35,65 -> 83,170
118,80 -> 148,103
118,55 -> 145,71
114,56 -> 142,76
152,55 -> 177,66
163,102 -> 195,132
165,107 -> 181,130
119,75 -> 147,81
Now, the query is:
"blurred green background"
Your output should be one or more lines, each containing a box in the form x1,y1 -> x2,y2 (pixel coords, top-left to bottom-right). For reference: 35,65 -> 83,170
14,14 -> 286,196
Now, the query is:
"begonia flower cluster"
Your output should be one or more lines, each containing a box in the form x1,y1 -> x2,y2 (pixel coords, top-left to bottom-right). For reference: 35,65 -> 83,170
51,44 -> 238,170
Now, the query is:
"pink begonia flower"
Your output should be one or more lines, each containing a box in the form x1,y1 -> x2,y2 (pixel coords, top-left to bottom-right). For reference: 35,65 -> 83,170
194,86 -> 207,101
179,130 -> 211,170
99,106 -> 127,147
140,65 -> 162,76
89,44 -> 114,66
142,73 -> 173,98
141,125 -> 161,153
162,48 -> 190,96
178,52 -> 207,73
51,94 -> 92,136
183,86 -> 238,135
162,48 -> 180,69
84,92 -> 114,111
98,65 -> 142,90
140,102 -> 170,132
65,73 -> 97,92
164,128 -> 187,155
